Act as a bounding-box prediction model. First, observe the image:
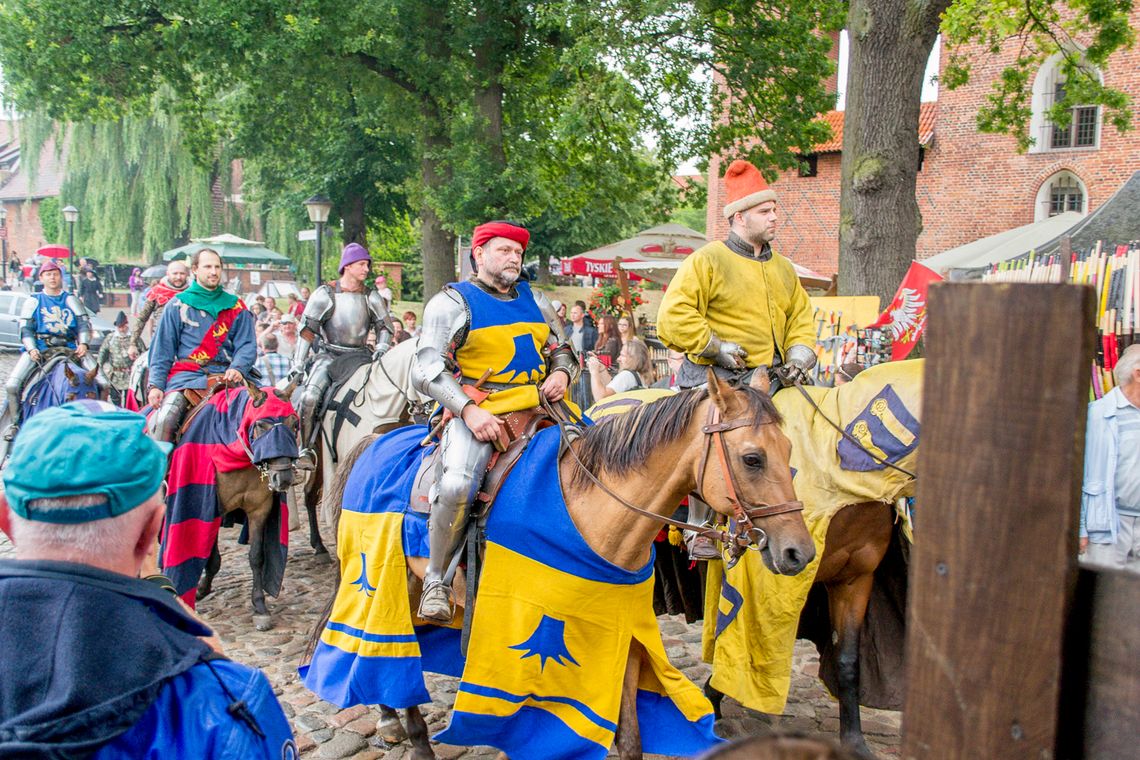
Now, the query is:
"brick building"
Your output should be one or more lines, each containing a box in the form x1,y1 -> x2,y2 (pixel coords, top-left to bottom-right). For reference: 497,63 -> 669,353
706,13 -> 1140,275
0,122 -> 66,270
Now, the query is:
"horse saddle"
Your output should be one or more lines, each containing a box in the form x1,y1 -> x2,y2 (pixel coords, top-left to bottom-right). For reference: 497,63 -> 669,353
408,406 -> 559,519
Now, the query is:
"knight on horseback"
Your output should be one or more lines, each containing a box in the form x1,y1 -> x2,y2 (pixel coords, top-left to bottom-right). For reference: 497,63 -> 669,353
146,248 -> 257,443
291,243 -> 393,470
410,220 -> 579,622
656,159 -> 817,558
3,260 -> 101,441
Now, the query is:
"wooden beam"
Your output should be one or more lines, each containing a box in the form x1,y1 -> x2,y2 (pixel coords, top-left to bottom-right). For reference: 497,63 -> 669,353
902,283 -> 1095,759
614,256 -> 637,326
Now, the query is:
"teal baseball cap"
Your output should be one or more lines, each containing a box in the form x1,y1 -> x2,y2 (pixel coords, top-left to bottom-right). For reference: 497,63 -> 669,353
3,401 -> 172,524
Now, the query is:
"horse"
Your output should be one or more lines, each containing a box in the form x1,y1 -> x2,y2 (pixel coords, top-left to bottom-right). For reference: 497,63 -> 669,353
306,371 -> 817,760
292,338 -> 426,561
157,384 -> 301,631
0,351 -> 104,461
700,360 -> 924,759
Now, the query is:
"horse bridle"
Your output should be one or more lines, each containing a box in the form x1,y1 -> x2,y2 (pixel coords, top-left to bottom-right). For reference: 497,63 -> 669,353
558,400 -> 803,563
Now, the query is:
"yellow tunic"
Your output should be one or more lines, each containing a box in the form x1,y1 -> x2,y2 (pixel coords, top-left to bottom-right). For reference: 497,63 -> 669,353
656,241 -> 815,368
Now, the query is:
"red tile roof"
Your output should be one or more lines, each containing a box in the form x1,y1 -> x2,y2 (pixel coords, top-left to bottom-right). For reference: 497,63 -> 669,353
810,101 -> 936,153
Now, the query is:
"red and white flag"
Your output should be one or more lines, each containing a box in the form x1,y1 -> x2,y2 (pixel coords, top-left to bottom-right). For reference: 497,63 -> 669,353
867,261 -> 942,360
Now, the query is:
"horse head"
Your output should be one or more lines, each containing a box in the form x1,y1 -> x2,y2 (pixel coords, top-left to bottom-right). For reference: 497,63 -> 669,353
243,390 -> 300,493
695,370 -> 815,576
62,360 -> 101,403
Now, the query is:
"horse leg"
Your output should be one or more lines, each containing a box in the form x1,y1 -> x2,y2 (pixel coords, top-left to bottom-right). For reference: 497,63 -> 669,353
816,502 -> 892,758
196,540 -> 222,600
615,640 -> 644,760
305,465 -> 330,560
247,513 -> 272,631
403,705 -> 435,760
375,705 -> 408,744
703,676 -> 725,720
826,573 -> 876,759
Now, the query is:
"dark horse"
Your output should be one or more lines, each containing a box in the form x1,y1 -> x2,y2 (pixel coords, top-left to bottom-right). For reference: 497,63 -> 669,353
308,371 -> 817,760
0,351 -> 103,461
158,385 -> 300,631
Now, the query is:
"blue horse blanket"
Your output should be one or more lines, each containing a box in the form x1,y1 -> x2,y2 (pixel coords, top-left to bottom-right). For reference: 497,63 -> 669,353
302,425 -> 720,759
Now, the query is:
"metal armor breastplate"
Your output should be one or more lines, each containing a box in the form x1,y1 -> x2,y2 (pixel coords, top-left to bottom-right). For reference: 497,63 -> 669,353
322,291 -> 372,349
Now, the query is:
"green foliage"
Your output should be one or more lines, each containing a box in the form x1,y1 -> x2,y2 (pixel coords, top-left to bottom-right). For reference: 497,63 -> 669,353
941,0 -> 1135,150
669,205 -> 707,234
37,196 -> 60,244
369,214 -> 423,301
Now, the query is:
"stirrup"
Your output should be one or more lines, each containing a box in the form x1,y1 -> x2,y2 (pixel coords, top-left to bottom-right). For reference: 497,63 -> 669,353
686,530 -> 722,562
3,424 -> 18,442
418,579 -> 454,623
296,448 -> 317,471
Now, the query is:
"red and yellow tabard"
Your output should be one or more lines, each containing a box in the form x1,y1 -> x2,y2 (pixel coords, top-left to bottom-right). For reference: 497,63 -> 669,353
451,280 -> 549,415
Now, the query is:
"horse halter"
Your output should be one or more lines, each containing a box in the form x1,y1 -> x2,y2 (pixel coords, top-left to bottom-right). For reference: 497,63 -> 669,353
560,399 -> 803,567
692,403 -> 804,565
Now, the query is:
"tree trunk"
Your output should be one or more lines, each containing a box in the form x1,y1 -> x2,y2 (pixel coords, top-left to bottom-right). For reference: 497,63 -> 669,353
342,192 -> 367,246
420,112 -> 457,298
838,0 -> 950,305
472,2 -> 511,218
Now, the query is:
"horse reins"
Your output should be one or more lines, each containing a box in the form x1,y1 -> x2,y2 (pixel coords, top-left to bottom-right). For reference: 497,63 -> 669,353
556,400 -> 803,554
787,379 -> 917,480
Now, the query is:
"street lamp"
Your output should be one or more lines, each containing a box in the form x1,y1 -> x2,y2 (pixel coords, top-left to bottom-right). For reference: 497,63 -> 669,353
0,206 -> 8,289
62,205 -> 79,284
303,194 -> 332,286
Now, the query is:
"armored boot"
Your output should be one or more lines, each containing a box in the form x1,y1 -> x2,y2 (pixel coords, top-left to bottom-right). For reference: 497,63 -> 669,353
4,353 -> 38,441
418,419 -> 493,623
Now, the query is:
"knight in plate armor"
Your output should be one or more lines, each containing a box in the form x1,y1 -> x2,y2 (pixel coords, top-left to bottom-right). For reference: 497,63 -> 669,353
292,243 -> 393,467
3,260 -> 100,440
410,221 -> 579,622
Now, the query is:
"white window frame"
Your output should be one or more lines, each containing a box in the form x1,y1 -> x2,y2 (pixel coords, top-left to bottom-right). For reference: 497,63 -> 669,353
1034,171 -> 1088,222
1028,52 -> 1102,153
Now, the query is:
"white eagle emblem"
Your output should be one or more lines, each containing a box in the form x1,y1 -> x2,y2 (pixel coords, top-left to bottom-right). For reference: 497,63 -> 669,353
40,305 -> 75,335
886,288 -> 926,343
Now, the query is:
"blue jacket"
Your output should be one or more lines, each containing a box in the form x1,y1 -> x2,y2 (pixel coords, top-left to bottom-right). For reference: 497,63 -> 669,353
148,296 -> 257,392
1081,387 -> 1130,544
0,560 -> 294,758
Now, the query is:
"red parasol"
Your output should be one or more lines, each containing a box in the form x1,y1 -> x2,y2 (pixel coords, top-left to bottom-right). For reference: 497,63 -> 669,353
36,244 -> 73,259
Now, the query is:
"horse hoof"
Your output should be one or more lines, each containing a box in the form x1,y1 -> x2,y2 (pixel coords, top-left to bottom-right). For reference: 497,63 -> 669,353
253,614 -> 273,631
313,548 -> 332,564
196,587 -> 213,601
376,715 -> 407,744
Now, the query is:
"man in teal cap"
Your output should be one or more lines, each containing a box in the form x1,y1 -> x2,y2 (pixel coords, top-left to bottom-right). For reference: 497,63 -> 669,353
0,401 -> 295,757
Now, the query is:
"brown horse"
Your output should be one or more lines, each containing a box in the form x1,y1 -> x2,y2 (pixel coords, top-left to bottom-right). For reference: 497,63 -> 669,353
310,371 -> 816,760
704,361 -> 923,759
160,386 -> 300,631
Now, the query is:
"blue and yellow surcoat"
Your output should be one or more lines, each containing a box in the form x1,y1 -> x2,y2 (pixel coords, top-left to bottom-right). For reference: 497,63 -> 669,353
451,280 -> 549,416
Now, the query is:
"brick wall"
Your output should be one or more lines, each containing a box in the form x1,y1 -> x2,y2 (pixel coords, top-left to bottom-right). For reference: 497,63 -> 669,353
705,10 -> 1140,275
2,199 -> 48,267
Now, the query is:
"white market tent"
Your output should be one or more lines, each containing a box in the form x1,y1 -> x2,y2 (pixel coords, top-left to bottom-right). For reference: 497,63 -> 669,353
921,212 -> 1083,277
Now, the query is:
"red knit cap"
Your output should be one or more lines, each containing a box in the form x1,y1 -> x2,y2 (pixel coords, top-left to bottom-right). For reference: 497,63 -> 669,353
722,160 -> 777,219
472,221 -> 530,251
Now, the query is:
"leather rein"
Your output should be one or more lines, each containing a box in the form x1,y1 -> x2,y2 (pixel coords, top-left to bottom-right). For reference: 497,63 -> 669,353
557,400 -> 803,555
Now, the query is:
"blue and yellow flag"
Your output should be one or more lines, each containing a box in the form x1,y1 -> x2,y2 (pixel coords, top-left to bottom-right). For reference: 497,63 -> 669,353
702,360 -> 923,714
300,426 -> 463,709
435,427 -> 720,760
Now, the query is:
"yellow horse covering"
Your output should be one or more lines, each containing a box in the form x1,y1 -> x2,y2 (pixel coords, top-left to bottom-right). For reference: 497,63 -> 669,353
701,360 -> 924,714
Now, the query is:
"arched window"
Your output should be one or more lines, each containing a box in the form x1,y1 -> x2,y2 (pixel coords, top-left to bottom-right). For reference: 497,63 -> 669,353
1028,52 -> 1101,152
1034,171 -> 1087,222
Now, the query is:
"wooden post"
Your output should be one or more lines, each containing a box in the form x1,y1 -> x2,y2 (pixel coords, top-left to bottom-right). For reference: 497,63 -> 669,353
614,257 -> 637,326
1059,235 -> 1072,282
902,283 -> 1095,759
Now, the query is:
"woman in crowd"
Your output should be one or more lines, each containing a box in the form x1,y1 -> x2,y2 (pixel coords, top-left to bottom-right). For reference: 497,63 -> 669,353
587,338 -> 654,401
617,315 -> 637,346
593,315 -> 622,367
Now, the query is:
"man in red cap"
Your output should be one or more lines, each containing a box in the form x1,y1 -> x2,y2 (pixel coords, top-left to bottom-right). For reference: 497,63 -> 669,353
410,220 -> 579,622
657,158 -> 816,558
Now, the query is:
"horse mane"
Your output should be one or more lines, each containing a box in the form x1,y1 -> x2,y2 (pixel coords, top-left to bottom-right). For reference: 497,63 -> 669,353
571,384 -> 781,490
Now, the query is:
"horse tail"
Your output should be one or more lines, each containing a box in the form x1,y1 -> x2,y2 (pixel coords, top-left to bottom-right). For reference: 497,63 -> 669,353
304,431 -> 379,663
321,433 -> 380,532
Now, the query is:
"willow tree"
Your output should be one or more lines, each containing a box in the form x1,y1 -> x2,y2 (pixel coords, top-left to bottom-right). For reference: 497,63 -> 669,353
19,110 -> 244,263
